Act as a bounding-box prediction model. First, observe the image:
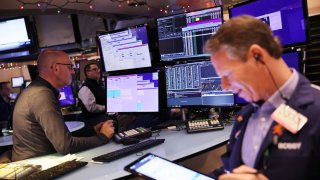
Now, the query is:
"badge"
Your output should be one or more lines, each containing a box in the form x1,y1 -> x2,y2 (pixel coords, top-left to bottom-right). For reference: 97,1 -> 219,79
271,104 -> 307,134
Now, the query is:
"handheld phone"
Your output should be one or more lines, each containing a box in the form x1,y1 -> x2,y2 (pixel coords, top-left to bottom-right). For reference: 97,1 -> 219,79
124,153 -> 214,180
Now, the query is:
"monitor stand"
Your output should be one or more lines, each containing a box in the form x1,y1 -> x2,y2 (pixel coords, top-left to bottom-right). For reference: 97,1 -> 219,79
181,108 -> 187,122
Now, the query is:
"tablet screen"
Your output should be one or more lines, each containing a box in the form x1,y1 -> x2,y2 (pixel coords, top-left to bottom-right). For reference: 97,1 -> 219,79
126,154 -> 214,180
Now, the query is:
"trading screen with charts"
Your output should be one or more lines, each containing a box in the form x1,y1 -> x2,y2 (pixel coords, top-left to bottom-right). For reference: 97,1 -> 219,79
165,61 -> 234,107
106,72 -> 159,112
98,25 -> 152,72
157,6 -> 223,61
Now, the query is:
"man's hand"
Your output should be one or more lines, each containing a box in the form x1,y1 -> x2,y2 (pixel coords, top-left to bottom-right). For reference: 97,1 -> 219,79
94,122 -> 105,134
219,165 -> 268,180
99,120 -> 115,139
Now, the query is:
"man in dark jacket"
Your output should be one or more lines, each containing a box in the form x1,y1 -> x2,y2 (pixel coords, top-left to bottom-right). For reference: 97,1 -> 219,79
206,15 -> 320,180
78,63 -> 110,126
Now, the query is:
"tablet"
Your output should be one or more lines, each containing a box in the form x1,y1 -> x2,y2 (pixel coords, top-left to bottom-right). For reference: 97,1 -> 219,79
124,153 -> 214,180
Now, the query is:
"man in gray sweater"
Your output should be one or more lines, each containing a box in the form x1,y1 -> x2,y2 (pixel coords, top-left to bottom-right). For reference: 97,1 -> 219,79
12,49 -> 114,161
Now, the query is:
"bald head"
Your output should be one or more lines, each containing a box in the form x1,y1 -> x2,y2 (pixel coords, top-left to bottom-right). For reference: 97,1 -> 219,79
37,49 -> 69,75
36,49 -> 74,89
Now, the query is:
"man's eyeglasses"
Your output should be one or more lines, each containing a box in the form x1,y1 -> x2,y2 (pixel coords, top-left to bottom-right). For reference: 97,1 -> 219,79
55,63 -> 74,70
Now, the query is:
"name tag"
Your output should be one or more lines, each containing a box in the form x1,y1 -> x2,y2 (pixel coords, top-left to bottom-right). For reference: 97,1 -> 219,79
277,142 -> 302,150
271,104 -> 307,134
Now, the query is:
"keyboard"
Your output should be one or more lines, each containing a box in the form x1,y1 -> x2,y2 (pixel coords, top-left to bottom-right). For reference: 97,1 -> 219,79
113,127 -> 152,143
186,118 -> 224,133
92,139 -> 165,162
21,160 -> 88,180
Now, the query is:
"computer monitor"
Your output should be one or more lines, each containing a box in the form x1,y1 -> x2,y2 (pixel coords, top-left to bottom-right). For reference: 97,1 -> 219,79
165,61 -> 234,107
106,72 -> 159,113
157,6 -> 223,62
98,24 -> 152,72
229,0 -> 309,47
11,76 -> 24,88
235,50 -> 302,104
58,85 -> 76,107
0,17 -> 34,53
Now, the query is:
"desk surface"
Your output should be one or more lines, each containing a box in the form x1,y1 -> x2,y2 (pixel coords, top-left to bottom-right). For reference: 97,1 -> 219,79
31,125 -> 232,180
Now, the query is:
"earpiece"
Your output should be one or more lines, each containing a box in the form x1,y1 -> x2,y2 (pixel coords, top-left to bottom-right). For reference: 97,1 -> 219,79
254,54 -> 261,61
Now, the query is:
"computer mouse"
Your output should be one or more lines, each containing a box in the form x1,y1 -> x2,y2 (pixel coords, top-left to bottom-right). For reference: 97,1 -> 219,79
121,137 -> 140,145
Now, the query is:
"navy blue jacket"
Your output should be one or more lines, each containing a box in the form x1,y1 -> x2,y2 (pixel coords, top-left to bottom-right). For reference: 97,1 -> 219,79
212,74 -> 320,180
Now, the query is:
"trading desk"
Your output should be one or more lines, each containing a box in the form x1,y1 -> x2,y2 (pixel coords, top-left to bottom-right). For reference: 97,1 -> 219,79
28,125 -> 232,180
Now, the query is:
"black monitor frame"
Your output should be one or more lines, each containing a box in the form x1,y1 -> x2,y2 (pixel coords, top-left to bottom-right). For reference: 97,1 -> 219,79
98,24 -> 155,73
156,6 -> 224,63
105,68 -> 167,115
228,0 -> 309,48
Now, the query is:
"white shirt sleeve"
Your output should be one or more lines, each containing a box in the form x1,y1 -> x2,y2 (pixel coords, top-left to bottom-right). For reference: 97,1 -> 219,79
78,86 -> 105,113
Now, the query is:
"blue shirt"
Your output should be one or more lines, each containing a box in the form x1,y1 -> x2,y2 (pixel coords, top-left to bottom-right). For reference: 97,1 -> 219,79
242,69 -> 299,167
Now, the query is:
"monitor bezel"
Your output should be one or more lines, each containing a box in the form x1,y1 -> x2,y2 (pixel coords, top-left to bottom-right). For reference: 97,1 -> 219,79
164,60 -> 235,108
105,68 -> 167,114
156,6 -> 224,63
97,24 -> 154,73
228,0 -> 310,48
0,16 -> 35,54
58,85 -> 76,107
11,76 -> 24,88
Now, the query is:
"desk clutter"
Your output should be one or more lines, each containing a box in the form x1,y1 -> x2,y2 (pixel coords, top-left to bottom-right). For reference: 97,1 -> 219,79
0,154 -> 87,179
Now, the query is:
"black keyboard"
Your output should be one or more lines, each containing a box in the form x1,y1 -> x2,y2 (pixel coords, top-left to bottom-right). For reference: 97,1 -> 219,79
92,139 -> 165,162
21,160 -> 88,180
186,118 -> 224,133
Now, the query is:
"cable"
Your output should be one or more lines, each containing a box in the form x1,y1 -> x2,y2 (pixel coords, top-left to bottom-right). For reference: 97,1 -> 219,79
263,61 -> 289,103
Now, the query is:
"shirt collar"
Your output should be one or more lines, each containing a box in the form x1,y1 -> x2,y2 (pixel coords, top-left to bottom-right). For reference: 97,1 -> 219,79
265,68 -> 299,109
35,77 -> 60,99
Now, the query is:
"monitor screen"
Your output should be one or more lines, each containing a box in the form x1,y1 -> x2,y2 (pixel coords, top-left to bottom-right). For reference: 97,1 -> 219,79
98,24 -> 152,72
165,61 -> 234,107
58,85 -> 76,107
0,17 -> 32,53
157,6 -> 223,62
35,14 -> 76,47
106,72 -> 159,113
11,76 -> 24,88
229,0 -> 308,46
235,50 -> 301,104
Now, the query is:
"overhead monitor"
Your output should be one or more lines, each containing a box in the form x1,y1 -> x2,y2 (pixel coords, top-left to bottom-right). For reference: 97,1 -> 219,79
35,14 -> 76,47
98,24 -> 152,72
11,76 -> 24,88
157,6 -> 223,62
235,50 -> 302,104
0,17 -> 33,53
165,61 -> 234,107
58,85 -> 76,107
229,0 -> 309,47
106,72 -> 159,113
